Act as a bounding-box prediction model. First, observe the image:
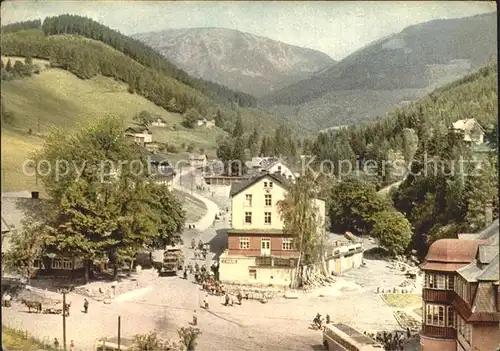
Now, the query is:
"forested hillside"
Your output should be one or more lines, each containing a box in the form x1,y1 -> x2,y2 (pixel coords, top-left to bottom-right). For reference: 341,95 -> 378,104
260,12 -> 497,131
0,16 -> 295,134
2,16 -> 256,107
308,61 -> 498,256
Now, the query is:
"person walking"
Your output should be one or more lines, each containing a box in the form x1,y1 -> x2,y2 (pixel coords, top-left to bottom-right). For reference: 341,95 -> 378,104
192,309 -> 198,326
53,338 -> 60,349
70,340 -> 75,351
83,298 -> 89,313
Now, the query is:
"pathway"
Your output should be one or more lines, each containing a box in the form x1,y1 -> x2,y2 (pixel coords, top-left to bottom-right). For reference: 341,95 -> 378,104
172,167 -> 220,232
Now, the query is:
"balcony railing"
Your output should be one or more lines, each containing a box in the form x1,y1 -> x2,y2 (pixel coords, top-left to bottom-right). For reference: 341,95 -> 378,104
421,325 -> 456,339
422,289 -> 455,302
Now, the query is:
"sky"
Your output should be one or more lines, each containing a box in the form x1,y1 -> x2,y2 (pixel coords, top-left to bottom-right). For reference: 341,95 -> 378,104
1,1 -> 496,60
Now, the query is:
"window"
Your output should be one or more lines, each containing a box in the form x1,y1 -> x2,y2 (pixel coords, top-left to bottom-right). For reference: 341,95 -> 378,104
269,181 -> 273,188
277,165 -> 282,172
447,306 -> 455,328
245,194 -> 252,207
239,237 -> 249,249
425,272 -> 454,290
265,194 -> 272,207
264,212 -> 271,224
51,258 -> 73,270
264,181 -> 268,187
282,238 -> 293,250
425,303 -> 445,327
249,269 -> 257,279
245,212 -> 252,224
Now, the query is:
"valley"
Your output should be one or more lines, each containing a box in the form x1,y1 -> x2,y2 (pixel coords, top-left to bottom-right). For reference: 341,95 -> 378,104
1,4 -> 498,351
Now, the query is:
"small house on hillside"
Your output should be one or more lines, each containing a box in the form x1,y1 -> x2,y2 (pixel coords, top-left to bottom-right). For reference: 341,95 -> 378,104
451,118 -> 485,145
124,127 -> 153,145
1,192 -> 85,280
147,153 -> 176,188
197,118 -> 216,129
151,118 -> 167,127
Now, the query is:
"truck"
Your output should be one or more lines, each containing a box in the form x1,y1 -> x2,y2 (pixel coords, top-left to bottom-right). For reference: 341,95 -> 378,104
151,246 -> 184,275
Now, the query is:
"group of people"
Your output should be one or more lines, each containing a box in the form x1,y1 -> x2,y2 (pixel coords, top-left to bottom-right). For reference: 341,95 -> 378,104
312,313 -> 331,329
363,328 -> 412,350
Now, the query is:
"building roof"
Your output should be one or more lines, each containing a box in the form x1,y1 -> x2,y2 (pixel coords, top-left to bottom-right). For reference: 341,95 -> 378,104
424,238 -> 484,263
476,254 -> 499,281
478,219 -> 499,245
419,262 -> 471,272
124,126 -> 151,134
229,173 -> 291,197
1,216 -> 11,233
456,260 -> 484,282
478,245 -> 499,265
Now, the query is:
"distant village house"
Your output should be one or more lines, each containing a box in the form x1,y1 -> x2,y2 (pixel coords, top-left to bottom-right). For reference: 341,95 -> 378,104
124,127 -> 153,145
151,118 -> 167,127
451,118 -> 485,145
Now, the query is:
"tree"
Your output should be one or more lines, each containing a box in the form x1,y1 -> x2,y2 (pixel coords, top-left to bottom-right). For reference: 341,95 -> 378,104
371,211 -> 412,257
178,327 -> 202,351
182,108 -> 200,129
4,216 -> 46,285
132,331 -> 180,350
5,59 -> 12,72
277,171 -> 326,288
247,128 -> 260,157
402,128 -> 418,167
35,117 -> 185,281
328,176 -> 392,235
214,109 -> 224,127
216,137 -> 246,176
24,56 -> 33,65
232,114 -> 244,138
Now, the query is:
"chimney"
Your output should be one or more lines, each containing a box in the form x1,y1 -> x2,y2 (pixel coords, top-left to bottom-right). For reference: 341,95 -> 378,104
31,191 -> 39,199
485,200 -> 493,225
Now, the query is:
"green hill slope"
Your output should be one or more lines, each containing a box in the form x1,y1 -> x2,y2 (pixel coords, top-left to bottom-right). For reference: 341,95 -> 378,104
1,17 -> 290,133
311,60 -> 498,186
261,12 -> 497,131
1,57 -> 226,192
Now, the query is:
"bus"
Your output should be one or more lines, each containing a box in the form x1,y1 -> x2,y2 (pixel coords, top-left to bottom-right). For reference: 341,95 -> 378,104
323,323 -> 383,350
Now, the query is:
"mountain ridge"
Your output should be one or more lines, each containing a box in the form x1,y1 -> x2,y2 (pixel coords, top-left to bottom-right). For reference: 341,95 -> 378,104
261,11 -> 497,131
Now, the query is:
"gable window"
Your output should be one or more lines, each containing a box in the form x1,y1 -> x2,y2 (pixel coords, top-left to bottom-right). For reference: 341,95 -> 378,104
264,212 -> 271,225
264,181 -> 268,187
245,212 -> 252,224
265,194 -> 272,207
277,165 -> 282,172
282,238 -> 293,250
269,181 -> 273,188
245,194 -> 252,207
239,237 -> 249,249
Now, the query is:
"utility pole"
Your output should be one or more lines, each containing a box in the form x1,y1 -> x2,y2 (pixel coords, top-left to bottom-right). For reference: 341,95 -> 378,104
62,291 -> 67,351
117,316 -> 121,350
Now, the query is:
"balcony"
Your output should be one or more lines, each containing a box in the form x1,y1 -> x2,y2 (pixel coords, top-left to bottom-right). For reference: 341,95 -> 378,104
422,289 -> 455,302
421,325 -> 457,339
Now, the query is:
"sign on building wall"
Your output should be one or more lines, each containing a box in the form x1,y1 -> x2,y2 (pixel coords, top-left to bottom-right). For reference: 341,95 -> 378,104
221,259 -> 238,264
